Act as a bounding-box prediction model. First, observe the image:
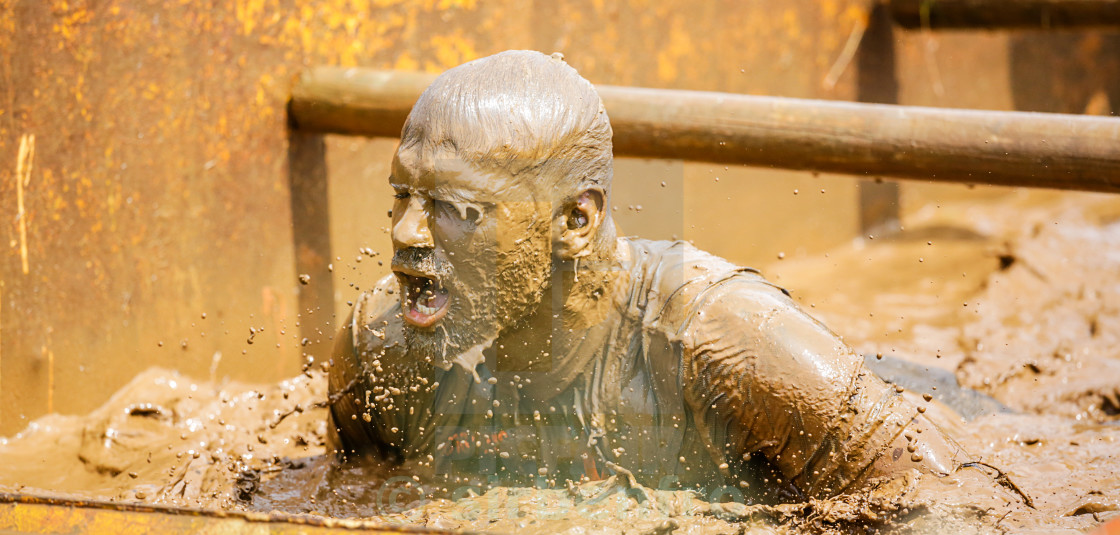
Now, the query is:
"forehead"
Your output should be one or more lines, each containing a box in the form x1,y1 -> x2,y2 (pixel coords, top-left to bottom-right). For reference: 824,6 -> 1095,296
392,144 -> 534,202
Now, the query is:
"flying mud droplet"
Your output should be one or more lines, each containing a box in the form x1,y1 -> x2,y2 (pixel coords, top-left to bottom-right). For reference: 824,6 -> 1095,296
299,274 -> 311,285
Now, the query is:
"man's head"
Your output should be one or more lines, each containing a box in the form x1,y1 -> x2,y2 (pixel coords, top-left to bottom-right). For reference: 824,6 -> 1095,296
388,50 -> 615,365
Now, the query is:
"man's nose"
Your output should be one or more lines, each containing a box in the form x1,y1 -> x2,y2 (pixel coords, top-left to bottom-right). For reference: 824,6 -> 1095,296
392,195 -> 435,249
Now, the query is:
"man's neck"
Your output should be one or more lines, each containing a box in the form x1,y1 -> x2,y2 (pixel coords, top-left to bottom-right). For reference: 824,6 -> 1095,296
489,236 -> 630,375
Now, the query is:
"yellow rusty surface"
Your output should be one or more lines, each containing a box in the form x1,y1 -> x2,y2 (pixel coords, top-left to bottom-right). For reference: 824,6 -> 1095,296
0,494 -> 454,534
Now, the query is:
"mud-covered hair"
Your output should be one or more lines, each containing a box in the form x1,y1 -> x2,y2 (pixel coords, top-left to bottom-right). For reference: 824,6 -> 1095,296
399,50 -> 613,211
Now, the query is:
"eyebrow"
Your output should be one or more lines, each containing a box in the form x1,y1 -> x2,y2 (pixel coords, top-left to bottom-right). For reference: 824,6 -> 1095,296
389,159 -> 505,202
430,184 -> 489,204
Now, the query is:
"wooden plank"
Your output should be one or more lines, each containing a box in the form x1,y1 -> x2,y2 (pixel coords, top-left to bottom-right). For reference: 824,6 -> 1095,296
889,0 -> 1120,29
288,132 -> 336,359
856,3 -> 902,235
0,493 -> 451,534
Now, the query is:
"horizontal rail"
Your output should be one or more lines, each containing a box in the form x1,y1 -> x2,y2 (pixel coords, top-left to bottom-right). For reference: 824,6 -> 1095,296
290,66 -> 1120,193
0,493 -> 449,534
889,0 -> 1120,29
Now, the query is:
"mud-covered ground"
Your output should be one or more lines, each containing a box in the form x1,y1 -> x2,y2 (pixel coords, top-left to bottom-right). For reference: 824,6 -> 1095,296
2,190 -> 1119,534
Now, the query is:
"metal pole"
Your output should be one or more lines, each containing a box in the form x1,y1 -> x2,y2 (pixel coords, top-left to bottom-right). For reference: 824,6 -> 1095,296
289,66 -> 1120,193
889,0 -> 1120,29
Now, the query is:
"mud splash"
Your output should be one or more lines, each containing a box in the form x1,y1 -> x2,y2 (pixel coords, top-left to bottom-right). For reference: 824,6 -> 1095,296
0,366 -> 991,534
2,190 -> 1119,533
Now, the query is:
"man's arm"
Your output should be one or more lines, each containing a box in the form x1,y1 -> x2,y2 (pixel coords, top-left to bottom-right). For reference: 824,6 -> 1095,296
674,275 -> 966,498
326,275 -> 405,461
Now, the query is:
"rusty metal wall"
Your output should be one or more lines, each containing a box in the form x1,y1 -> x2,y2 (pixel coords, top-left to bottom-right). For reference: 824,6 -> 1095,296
1,0 -> 1113,436
0,0 -> 873,435
893,28 -> 1120,205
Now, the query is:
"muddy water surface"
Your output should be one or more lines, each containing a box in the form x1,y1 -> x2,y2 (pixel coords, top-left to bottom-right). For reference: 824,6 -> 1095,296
3,191 -> 1120,534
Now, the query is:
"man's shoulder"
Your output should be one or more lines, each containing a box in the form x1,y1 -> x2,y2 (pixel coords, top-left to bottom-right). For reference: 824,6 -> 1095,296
352,274 -> 399,321
622,237 -> 792,327
624,237 -> 741,279
343,274 -> 404,355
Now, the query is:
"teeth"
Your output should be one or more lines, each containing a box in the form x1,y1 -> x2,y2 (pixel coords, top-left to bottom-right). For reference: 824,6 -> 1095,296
403,274 -> 447,317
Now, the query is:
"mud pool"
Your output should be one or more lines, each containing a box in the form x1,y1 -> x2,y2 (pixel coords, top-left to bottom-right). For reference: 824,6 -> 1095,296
2,190 -> 1119,534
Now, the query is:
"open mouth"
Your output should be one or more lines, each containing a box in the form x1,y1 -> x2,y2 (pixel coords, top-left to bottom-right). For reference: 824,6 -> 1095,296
397,271 -> 451,328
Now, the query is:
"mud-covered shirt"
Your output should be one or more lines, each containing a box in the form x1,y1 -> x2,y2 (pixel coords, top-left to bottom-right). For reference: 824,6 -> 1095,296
329,238 -> 920,500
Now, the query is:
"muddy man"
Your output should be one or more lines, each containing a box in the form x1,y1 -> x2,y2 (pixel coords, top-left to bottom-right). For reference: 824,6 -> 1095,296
327,50 -> 1003,503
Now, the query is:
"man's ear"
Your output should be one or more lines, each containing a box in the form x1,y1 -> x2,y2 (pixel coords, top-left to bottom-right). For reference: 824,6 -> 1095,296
555,188 -> 605,260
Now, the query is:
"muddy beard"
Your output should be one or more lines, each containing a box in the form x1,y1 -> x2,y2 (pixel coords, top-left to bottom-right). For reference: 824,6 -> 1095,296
402,285 -> 498,370
398,233 -> 552,370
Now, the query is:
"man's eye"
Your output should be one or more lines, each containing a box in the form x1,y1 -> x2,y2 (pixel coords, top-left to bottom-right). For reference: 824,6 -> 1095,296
394,191 -> 410,200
